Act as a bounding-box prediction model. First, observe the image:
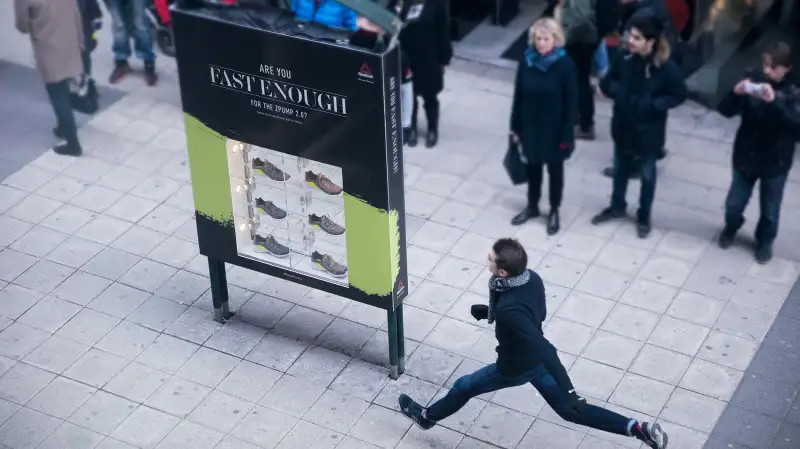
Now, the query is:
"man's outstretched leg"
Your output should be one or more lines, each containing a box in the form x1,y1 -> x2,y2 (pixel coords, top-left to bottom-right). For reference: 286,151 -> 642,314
529,364 -> 668,448
399,363 -> 516,430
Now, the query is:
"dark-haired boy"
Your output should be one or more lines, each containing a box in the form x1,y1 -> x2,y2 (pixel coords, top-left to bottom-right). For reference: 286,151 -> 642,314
398,238 -> 669,448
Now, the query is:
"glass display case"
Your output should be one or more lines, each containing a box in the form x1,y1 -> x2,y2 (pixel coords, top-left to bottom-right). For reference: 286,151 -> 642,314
228,140 -> 349,284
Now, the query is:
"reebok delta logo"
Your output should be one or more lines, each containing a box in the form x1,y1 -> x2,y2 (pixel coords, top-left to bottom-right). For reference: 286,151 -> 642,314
396,280 -> 405,295
358,63 -> 374,83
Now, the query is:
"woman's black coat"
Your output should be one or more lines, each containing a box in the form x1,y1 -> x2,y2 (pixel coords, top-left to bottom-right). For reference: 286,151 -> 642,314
399,0 -> 452,97
510,53 -> 578,165
718,70 -> 800,177
600,50 -> 687,157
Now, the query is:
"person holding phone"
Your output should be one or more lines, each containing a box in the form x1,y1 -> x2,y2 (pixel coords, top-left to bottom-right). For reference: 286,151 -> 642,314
716,42 -> 799,264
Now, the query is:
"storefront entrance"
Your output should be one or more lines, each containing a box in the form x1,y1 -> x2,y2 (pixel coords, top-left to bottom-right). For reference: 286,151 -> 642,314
683,0 -> 800,105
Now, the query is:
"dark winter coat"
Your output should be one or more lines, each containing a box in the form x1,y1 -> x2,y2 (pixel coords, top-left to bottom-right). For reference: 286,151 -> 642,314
600,49 -> 687,157
493,270 -> 575,393
718,70 -> 800,177
399,0 -> 452,97
77,0 -> 102,53
510,49 -> 578,165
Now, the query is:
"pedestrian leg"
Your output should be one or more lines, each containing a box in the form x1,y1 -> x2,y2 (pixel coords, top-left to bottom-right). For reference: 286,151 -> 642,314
719,169 -> 756,248
422,93 -> 440,148
45,80 -> 82,155
754,173 -> 788,263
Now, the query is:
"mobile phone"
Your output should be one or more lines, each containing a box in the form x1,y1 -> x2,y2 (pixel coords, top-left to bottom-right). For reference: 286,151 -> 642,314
743,80 -> 760,94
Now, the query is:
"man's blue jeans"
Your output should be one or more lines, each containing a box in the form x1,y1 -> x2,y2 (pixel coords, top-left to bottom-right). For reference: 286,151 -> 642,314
610,149 -> 658,220
426,363 -> 632,436
724,169 -> 788,244
105,0 -> 155,62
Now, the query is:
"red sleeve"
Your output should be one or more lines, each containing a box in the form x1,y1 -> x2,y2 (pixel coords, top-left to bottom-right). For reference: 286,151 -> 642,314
155,0 -> 170,24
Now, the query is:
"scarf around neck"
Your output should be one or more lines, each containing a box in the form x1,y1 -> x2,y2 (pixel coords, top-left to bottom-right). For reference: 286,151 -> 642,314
487,270 -> 531,324
525,47 -> 566,72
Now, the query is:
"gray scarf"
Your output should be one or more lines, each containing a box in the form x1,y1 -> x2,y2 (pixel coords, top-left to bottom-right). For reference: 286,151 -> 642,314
487,270 -> 531,324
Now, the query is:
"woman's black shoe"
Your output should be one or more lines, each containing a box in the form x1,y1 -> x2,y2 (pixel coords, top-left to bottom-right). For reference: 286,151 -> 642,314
511,207 -> 540,226
52,143 -> 82,157
755,242 -> 773,264
547,209 -> 560,235
407,128 -> 418,147
425,130 -> 438,148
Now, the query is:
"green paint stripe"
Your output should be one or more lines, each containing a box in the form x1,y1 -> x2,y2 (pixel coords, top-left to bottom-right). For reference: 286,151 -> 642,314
343,194 -> 399,296
184,113 -> 233,223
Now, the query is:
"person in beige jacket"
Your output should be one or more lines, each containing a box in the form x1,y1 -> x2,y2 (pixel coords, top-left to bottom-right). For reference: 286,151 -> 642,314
14,0 -> 85,156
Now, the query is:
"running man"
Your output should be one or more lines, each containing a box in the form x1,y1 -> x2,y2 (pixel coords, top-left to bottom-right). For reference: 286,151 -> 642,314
398,238 -> 668,448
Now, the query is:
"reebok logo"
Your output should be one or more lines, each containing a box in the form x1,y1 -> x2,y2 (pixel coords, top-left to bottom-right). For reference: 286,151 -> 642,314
396,280 -> 405,295
358,63 -> 374,83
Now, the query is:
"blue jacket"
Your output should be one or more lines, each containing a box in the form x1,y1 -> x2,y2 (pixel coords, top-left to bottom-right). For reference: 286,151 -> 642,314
292,0 -> 357,31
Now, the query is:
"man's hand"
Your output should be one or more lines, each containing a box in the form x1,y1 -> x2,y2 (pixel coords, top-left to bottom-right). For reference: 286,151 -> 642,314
734,79 -> 750,95
565,389 -> 586,413
760,84 -> 776,102
470,304 -> 489,321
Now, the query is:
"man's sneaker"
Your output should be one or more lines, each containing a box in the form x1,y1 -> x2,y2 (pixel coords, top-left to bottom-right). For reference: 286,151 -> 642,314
305,171 -> 343,195
398,394 -> 435,430
144,61 -> 158,86
253,158 -> 290,182
575,125 -> 596,141
755,242 -> 773,264
253,234 -> 290,257
311,251 -> 347,277
309,214 -> 345,235
425,130 -> 438,148
591,207 -> 625,225
255,198 -> 287,220
637,212 -> 652,239
718,227 -> 736,249
109,60 -> 132,84
632,422 -> 668,449
52,143 -> 82,157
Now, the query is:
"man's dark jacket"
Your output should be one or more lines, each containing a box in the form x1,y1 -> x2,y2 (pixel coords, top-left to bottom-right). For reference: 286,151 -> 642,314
493,270 -> 574,393
718,70 -> 800,177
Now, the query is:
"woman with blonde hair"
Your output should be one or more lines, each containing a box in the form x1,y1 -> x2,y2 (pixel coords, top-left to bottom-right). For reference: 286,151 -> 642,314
509,17 -> 578,235
591,13 -> 687,238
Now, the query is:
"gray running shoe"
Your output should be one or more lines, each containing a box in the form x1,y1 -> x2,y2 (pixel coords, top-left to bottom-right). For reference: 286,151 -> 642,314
309,214 -> 345,235
311,251 -> 347,277
256,197 -> 287,220
305,170 -> 342,195
253,158 -> 290,182
253,234 -> 290,257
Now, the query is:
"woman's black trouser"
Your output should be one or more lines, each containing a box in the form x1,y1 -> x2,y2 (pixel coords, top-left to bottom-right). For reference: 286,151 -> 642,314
411,93 -> 439,132
565,41 -> 598,132
45,79 -> 80,150
527,161 -> 564,209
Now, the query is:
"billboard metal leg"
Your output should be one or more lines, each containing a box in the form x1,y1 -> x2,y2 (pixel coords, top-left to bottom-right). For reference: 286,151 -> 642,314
387,307 -> 400,380
396,304 -> 405,375
208,257 -> 232,323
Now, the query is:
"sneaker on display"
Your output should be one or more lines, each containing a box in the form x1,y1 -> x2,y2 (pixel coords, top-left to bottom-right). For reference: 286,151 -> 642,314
311,251 -> 347,277
305,170 -> 343,195
253,158 -> 291,182
256,197 -> 287,220
309,213 -> 345,235
253,234 -> 290,257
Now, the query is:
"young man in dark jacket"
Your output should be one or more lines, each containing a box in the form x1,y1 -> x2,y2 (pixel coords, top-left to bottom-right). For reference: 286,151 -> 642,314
591,14 -> 687,238
716,42 -> 799,264
398,238 -> 669,449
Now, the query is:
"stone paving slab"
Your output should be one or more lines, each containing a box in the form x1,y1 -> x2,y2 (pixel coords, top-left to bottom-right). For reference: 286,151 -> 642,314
2,16 -> 800,448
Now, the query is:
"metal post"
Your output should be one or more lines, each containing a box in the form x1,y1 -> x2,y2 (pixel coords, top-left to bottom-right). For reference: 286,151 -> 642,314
396,304 -> 405,375
208,257 -> 232,323
387,307 -> 400,380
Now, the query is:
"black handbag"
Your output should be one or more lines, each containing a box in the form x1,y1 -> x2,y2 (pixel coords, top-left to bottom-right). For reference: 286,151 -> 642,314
69,75 -> 99,115
503,136 -> 527,185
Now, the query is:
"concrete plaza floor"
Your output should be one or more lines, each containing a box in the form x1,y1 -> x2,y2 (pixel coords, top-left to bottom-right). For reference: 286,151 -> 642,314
1,3 -> 800,449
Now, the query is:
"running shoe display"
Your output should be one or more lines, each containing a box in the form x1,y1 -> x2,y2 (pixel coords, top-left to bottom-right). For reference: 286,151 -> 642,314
309,213 -> 345,235
311,251 -> 348,277
305,170 -> 343,195
253,158 -> 290,182
255,197 -> 287,220
253,234 -> 290,257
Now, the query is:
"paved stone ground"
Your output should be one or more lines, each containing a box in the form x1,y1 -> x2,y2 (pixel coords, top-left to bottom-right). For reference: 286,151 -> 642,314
2,3 -> 800,449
